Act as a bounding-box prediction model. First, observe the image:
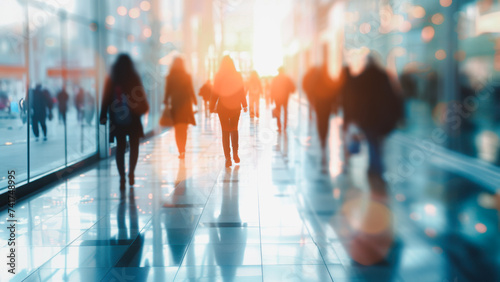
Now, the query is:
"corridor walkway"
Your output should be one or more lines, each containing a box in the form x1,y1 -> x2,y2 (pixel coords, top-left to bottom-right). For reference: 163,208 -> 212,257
1,98 -> 499,281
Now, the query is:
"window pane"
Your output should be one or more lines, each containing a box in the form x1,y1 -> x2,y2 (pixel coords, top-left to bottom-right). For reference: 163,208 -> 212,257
28,6 -> 65,178
0,0 -> 28,191
66,19 -> 98,163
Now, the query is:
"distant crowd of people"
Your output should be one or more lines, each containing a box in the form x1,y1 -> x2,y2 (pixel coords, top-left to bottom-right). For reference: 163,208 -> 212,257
100,52 -> 404,186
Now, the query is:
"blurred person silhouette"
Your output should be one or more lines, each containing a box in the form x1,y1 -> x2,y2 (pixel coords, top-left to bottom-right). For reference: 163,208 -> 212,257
345,55 -> 403,175
29,84 -> 53,141
199,80 -> 212,117
164,57 -> 197,159
303,65 -> 341,166
75,86 -> 85,122
84,91 -> 95,126
210,55 -> 248,168
56,85 -> 69,125
100,54 -> 149,186
247,70 -> 263,118
271,67 -> 295,133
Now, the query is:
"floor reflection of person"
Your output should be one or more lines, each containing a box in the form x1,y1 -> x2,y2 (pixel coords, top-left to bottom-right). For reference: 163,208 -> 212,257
271,67 -> 295,133
29,84 -> 53,142
211,167 -> 247,281
334,174 -> 400,280
247,71 -> 262,119
104,187 -> 148,280
210,56 -> 248,168
164,160 -> 194,267
164,57 -> 197,159
100,54 -> 149,186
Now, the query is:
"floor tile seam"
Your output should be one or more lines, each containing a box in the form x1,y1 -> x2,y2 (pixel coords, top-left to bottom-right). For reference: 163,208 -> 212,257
19,217 -> 107,282
274,145 -> 338,282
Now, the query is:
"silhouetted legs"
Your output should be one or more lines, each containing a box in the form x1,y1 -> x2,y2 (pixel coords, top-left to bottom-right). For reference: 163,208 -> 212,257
249,94 -> 260,118
365,132 -> 383,175
32,116 -> 47,140
174,123 -> 188,158
316,107 -> 330,150
116,134 -> 140,185
275,102 -> 288,132
218,111 -> 241,167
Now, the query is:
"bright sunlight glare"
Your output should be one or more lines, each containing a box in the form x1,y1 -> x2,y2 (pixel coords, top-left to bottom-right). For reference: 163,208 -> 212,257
253,0 -> 286,77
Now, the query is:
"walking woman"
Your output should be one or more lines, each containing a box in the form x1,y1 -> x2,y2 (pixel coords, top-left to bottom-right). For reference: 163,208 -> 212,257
164,57 -> 197,159
211,56 -> 248,168
100,54 -> 149,186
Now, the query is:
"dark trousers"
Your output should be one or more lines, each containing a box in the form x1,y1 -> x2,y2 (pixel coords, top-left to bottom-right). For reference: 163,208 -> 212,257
365,131 -> 384,175
115,134 -> 140,178
218,111 -> 240,159
32,115 -> 47,138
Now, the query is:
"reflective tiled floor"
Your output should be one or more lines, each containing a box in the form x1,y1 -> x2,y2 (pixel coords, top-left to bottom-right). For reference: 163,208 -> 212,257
1,99 -> 499,281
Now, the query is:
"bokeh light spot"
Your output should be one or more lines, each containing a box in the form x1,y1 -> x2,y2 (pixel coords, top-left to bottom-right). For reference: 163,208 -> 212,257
432,13 -> 444,25
107,45 -> 118,55
411,6 -> 426,19
117,6 -> 127,16
106,15 -> 115,25
440,0 -> 452,7
475,223 -> 487,233
421,26 -> 435,42
435,49 -> 447,60
129,7 -> 140,19
140,1 -> 151,11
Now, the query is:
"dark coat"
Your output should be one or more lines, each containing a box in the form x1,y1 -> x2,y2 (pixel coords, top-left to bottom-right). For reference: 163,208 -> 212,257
164,70 -> 197,125
344,64 -> 402,136
100,77 -> 146,143
30,86 -> 53,119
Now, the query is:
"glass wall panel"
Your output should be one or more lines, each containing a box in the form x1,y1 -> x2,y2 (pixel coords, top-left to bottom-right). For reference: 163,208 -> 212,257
65,19 -> 98,163
28,5 -> 66,178
456,1 -> 500,165
0,0 -> 28,191
342,0 -> 500,166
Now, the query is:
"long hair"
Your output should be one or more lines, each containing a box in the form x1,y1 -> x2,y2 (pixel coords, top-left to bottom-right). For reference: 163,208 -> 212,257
214,56 -> 243,97
111,54 -> 141,94
169,57 -> 186,76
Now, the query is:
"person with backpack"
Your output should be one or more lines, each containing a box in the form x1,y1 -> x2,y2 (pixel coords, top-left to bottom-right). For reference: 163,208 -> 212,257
210,56 -> 248,168
100,54 -> 149,186
164,57 -> 197,159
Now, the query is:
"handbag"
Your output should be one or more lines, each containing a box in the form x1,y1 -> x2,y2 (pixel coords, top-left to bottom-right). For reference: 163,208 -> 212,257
159,106 -> 174,127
